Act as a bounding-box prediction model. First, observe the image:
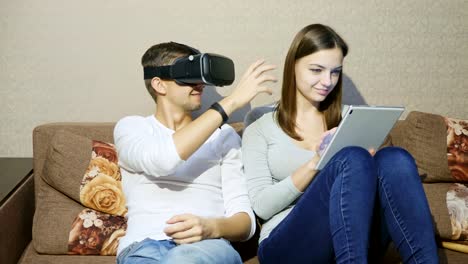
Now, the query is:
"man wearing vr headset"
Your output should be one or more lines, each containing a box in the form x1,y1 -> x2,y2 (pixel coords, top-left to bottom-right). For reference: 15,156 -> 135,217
114,42 -> 276,263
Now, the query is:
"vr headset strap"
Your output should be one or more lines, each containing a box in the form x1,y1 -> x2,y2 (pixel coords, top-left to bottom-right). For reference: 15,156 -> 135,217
143,66 -> 172,80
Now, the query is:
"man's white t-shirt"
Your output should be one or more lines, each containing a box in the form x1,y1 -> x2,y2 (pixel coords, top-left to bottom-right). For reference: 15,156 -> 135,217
114,115 -> 255,254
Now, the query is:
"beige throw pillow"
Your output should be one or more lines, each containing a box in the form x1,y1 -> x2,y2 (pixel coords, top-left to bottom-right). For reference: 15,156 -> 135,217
390,111 -> 454,182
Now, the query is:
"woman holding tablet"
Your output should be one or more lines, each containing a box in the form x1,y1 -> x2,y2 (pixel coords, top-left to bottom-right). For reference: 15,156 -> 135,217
242,24 -> 438,263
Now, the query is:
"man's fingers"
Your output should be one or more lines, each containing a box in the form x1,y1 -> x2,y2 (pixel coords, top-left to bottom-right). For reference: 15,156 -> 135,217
166,214 -> 192,224
169,226 -> 203,240
253,64 -> 277,78
246,59 -> 266,75
257,74 -> 278,85
164,221 -> 192,235
164,214 -> 197,234
258,86 -> 273,95
173,236 -> 202,245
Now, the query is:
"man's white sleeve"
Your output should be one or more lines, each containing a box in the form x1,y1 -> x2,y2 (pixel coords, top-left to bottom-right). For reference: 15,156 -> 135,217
114,116 -> 184,176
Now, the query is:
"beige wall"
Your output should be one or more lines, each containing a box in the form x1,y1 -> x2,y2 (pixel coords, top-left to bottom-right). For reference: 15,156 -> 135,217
1,0 -> 467,157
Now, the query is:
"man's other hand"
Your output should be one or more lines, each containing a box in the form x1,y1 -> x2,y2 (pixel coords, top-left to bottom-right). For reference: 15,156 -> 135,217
164,214 -> 219,244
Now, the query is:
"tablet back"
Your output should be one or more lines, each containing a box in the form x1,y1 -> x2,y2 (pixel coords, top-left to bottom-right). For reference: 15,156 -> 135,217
315,105 -> 404,170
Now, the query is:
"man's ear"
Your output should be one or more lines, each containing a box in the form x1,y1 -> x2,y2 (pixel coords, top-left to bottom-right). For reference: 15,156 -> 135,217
151,77 -> 167,95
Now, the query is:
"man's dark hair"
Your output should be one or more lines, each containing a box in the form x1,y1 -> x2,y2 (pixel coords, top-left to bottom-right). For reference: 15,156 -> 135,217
141,42 -> 198,102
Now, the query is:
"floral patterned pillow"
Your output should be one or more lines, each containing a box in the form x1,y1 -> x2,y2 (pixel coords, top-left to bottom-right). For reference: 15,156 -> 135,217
446,183 -> 468,241
67,140 -> 127,255
68,208 -> 127,255
79,140 -> 127,216
445,117 -> 468,182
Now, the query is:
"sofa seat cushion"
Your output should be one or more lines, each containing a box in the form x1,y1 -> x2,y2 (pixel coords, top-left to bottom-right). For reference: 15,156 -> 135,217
423,183 -> 454,240
19,242 -> 116,264
423,182 -> 468,245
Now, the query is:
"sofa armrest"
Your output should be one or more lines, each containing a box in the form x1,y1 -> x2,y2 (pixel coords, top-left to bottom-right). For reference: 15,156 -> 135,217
0,172 -> 35,264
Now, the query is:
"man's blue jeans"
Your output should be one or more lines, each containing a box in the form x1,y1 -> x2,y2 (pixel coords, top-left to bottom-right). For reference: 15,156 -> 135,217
117,238 -> 242,264
258,147 -> 438,264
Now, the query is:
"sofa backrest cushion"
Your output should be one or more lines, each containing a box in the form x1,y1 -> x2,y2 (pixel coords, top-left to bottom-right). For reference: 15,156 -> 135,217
43,130 -> 127,216
42,130 -> 91,201
33,123 -> 116,196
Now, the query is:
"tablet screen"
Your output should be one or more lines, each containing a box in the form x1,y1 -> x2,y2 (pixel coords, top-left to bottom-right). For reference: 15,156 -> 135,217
315,105 -> 404,170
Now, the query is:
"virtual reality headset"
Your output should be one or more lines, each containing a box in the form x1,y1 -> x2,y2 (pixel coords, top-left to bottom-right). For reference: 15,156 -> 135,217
143,53 -> 235,87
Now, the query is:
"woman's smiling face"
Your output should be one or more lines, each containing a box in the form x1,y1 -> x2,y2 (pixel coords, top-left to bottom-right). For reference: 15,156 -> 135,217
294,48 -> 344,106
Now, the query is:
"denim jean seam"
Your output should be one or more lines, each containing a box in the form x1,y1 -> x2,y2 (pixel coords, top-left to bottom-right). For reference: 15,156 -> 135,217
258,243 -> 265,263
379,177 -> 422,264
335,160 -> 353,262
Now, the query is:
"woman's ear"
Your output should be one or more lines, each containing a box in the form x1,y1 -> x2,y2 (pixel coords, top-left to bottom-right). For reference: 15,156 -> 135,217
151,77 -> 167,95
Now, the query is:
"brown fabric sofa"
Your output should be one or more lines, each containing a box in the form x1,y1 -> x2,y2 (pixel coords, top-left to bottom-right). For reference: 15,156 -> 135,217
6,110 -> 468,263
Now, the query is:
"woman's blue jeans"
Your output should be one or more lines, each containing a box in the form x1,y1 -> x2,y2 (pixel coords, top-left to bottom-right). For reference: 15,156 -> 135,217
258,147 -> 438,264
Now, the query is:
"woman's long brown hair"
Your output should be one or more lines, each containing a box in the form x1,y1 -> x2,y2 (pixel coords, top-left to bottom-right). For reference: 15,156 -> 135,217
275,24 -> 348,140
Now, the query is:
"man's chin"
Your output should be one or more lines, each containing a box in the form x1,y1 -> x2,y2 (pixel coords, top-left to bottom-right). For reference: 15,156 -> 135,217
187,104 -> 202,112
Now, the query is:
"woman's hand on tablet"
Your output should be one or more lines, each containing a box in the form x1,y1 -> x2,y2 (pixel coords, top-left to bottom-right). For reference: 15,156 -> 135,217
317,127 -> 337,156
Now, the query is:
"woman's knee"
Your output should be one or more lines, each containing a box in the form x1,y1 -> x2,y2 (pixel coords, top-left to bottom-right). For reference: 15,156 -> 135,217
335,146 -> 373,161
325,146 -> 376,183
332,146 -> 374,171
375,147 -> 415,168
375,147 -> 419,181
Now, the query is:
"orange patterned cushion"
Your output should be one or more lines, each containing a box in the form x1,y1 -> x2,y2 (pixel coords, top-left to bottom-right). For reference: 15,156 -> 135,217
68,208 -> 126,255
79,140 -> 127,216
67,139 -> 128,255
445,117 -> 468,182
41,130 -> 128,255
447,183 -> 468,241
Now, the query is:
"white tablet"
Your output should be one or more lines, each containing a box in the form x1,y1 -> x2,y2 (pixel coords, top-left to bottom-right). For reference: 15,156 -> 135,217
315,105 -> 404,170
